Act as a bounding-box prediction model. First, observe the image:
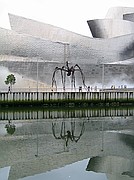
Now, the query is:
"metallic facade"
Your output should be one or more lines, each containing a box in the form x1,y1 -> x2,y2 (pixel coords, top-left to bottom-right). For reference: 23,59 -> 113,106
0,7 -> 134,90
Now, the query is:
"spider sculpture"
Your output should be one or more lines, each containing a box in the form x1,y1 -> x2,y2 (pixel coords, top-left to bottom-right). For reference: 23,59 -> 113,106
52,121 -> 85,148
52,61 -> 87,91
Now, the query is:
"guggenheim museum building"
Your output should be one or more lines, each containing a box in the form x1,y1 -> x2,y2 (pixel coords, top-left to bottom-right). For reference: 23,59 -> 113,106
1,6 -> 134,90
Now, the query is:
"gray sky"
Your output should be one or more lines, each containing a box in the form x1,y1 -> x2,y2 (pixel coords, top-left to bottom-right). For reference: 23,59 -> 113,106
0,0 -> 134,36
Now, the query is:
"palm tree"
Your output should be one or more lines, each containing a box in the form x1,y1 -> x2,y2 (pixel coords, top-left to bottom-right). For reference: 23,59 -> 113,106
5,74 -> 16,92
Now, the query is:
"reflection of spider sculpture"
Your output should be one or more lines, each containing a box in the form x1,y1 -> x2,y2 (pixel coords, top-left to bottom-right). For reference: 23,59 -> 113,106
52,61 -> 87,91
52,121 -> 85,147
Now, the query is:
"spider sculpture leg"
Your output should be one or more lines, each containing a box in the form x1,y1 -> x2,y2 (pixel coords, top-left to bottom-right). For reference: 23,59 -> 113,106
60,122 -> 70,147
52,67 -> 59,91
75,122 -> 85,142
79,122 -> 85,136
63,70 -> 66,91
61,66 -> 67,91
52,123 -> 61,139
52,66 -> 68,91
71,121 -> 75,141
74,64 -> 88,90
69,122 -> 85,143
71,70 -> 76,90
60,121 -> 66,139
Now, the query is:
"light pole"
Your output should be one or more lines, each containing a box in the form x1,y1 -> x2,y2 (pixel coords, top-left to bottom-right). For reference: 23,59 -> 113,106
102,64 -> 105,90
35,112 -> 39,157
35,126 -> 39,157
55,41 -> 70,64
63,43 -> 70,65
101,120 -> 104,151
36,58 -> 39,93
55,41 -> 70,91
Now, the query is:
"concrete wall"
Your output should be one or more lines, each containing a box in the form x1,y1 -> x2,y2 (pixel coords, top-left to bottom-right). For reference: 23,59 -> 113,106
0,91 -> 134,102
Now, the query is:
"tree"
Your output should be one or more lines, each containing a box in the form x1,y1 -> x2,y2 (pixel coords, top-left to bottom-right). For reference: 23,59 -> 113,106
5,120 -> 16,135
5,74 -> 16,92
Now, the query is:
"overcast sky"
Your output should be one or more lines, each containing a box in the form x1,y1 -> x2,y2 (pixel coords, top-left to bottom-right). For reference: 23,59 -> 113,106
0,0 -> 134,36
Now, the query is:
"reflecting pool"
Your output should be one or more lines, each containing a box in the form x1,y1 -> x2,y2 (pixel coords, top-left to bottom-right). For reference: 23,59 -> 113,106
0,107 -> 134,180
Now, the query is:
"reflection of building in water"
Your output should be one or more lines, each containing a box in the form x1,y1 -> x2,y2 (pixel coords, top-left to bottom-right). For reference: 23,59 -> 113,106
0,108 -> 134,120
0,110 -> 133,180
86,155 -> 134,180
119,132 -> 134,150
52,121 -> 85,150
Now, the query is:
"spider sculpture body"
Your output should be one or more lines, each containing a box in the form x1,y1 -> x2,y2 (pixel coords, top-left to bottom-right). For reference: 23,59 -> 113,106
52,121 -> 85,148
52,61 -> 87,91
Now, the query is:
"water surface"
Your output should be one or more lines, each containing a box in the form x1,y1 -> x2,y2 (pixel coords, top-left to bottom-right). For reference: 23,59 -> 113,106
0,107 -> 133,180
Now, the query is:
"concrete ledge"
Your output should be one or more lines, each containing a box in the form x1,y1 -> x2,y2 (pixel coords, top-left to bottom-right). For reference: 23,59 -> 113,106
0,91 -> 134,107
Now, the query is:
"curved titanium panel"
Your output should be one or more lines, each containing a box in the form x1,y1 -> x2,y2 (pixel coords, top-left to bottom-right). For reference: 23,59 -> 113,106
123,13 -> 134,22
8,13 -> 88,45
106,7 -> 134,19
87,19 -> 134,38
